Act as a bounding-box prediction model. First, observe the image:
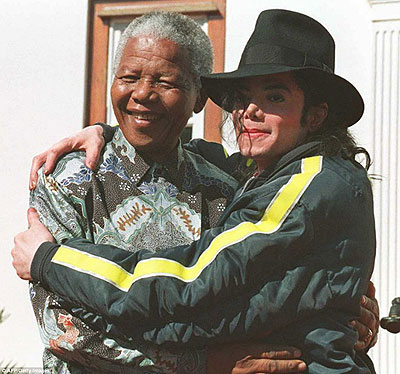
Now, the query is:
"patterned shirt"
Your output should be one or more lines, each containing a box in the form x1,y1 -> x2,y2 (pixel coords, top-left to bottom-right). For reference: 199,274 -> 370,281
30,128 -> 237,374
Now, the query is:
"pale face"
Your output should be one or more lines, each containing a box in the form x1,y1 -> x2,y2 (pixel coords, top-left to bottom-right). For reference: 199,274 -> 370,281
111,36 -> 203,163
233,72 -> 311,172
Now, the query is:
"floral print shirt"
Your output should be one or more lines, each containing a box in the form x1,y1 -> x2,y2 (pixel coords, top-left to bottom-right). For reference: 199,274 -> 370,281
30,128 -> 237,374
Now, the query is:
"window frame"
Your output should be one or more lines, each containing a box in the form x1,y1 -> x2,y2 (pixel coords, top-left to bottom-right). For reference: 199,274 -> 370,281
85,0 -> 227,142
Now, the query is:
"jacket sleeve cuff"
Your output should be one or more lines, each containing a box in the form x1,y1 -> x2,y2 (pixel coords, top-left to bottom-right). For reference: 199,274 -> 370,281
31,241 -> 60,285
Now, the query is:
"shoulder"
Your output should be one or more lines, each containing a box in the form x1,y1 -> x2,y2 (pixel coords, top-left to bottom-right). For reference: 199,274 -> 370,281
33,151 -> 92,196
279,155 -> 371,193
319,156 -> 371,194
266,155 -> 372,208
297,156 -> 374,220
183,142 -> 238,191
50,151 -> 93,188
184,138 -> 243,177
48,139 -> 119,190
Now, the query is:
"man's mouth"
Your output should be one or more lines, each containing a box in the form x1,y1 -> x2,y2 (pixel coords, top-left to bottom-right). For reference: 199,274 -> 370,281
245,128 -> 268,133
128,111 -> 161,121
241,128 -> 270,137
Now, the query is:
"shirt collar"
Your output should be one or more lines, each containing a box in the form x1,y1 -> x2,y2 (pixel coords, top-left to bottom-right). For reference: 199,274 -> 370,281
111,128 -> 186,187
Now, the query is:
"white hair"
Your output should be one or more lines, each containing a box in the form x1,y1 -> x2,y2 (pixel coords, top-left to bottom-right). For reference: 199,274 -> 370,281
113,11 -> 214,89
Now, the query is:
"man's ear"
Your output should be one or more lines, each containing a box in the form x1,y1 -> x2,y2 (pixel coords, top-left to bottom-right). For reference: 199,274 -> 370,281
305,102 -> 329,132
194,87 -> 208,113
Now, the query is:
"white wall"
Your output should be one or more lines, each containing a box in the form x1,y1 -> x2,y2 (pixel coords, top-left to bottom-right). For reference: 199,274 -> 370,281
0,0 -> 88,367
368,2 -> 400,372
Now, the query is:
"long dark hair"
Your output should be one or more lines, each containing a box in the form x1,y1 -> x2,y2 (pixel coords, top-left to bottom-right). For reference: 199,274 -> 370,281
292,70 -> 371,170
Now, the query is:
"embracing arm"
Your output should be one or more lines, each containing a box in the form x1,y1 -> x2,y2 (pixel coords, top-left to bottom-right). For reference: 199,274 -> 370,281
30,200 -> 372,373
27,125 -> 379,351
29,123 -> 244,188
29,124 -> 106,190
31,186 -> 317,341
32,158 -> 374,348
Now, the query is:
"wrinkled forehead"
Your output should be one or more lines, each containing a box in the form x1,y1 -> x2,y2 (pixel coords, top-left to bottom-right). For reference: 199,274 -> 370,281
119,36 -> 192,73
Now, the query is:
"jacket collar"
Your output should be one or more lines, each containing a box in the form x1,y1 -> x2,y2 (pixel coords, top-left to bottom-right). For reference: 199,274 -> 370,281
258,141 -> 322,180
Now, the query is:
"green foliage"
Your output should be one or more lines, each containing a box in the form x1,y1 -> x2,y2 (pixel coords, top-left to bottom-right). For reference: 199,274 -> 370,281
0,308 -> 9,324
0,308 -> 17,371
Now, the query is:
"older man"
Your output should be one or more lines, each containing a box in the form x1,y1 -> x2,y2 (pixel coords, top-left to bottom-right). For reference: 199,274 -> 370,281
24,11 -> 239,374
17,11 -> 311,374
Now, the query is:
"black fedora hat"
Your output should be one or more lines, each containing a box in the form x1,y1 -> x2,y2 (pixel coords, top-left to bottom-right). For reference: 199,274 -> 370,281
201,9 -> 364,127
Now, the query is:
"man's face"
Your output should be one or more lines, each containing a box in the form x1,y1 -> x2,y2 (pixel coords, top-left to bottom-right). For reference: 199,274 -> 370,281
111,36 -> 203,162
233,72 -> 309,171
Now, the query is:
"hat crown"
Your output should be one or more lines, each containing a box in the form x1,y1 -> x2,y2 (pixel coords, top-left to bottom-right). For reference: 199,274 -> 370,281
240,9 -> 335,72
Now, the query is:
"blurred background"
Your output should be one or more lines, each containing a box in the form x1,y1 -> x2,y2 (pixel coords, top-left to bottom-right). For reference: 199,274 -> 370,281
1,0 -> 399,372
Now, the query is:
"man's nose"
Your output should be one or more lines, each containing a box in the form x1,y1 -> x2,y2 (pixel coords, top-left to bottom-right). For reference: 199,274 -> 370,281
131,79 -> 158,102
244,103 -> 264,120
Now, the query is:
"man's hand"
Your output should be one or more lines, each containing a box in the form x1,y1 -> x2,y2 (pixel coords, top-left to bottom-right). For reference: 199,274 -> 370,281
29,125 -> 105,190
352,281 -> 380,351
11,208 -> 55,280
208,343 -> 306,374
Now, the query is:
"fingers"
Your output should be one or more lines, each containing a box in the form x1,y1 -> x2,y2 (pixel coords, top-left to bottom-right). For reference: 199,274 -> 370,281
29,140 -> 71,190
351,319 -> 371,341
11,233 -> 33,281
358,293 -> 380,349
11,210 -> 54,281
360,299 -> 379,332
27,208 -> 41,228
361,294 -> 379,322
29,153 -> 46,190
208,342 -> 304,374
44,146 -> 65,175
259,346 -> 301,359
28,125 -> 105,190
351,319 -> 374,351
232,357 -> 307,374
366,281 -> 376,299
369,327 -> 379,348
352,291 -> 380,351
84,135 -> 105,170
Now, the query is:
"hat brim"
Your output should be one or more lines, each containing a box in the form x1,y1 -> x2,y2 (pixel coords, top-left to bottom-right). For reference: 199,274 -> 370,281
201,65 -> 364,127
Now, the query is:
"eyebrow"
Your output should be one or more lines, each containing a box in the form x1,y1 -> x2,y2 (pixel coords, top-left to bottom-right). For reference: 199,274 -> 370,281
263,83 -> 290,91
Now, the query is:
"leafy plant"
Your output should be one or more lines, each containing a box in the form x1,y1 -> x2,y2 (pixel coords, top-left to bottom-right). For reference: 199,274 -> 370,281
0,308 -> 18,372
0,308 -> 9,324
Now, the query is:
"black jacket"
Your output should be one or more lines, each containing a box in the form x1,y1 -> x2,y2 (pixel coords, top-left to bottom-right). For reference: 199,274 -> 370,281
32,141 -> 376,373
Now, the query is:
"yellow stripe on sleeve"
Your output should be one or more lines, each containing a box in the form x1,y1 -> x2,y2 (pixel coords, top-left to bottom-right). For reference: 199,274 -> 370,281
52,246 -> 134,291
51,156 -> 323,292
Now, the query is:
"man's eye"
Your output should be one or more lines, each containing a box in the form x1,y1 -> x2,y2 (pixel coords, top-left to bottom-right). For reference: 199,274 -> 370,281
156,80 -> 176,89
233,91 -> 249,106
121,76 -> 139,83
268,94 -> 284,103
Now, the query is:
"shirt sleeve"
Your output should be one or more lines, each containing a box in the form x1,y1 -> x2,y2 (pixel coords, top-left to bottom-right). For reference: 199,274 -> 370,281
30,168 -> 164,372
30,168 -> 87,242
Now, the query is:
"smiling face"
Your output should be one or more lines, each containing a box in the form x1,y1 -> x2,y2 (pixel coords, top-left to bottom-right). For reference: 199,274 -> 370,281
111,36 -> 204,162
233,72 -> 316,172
